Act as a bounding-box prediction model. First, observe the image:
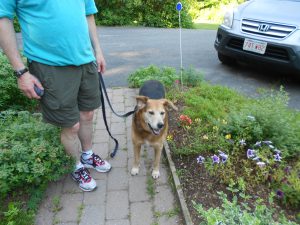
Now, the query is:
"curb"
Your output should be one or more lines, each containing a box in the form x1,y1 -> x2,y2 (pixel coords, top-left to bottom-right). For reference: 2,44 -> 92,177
163,141 -> 194,225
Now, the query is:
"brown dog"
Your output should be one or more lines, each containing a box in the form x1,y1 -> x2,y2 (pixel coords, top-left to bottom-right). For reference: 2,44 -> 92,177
131,80 -> 177,179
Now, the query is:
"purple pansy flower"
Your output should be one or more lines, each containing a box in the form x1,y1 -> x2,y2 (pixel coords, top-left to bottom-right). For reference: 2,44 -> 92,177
274,153 -> 282,162
254,141 -> 262,147
218,150 -> 228,163
196,155 -> 205,164
247,149 -> 256,158
284,166 -> 291,174
211,155 -> 220,164
276,190 -> 284,199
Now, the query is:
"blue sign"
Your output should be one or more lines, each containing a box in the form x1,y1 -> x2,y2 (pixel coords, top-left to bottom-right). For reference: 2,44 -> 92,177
176,2 -> 182,11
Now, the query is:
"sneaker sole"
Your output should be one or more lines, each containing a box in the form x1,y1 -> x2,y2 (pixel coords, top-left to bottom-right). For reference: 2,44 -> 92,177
71,175 -> 97,192
83,164 -> 112,173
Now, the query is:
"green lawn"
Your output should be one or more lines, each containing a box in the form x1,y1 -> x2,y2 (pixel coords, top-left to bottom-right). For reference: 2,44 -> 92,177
193,22 -> 220,30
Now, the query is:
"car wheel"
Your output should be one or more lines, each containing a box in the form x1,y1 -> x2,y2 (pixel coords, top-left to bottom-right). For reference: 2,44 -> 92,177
218,52 -> 236,65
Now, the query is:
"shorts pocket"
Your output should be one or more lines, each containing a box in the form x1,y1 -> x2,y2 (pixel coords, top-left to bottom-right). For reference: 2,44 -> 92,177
39,76 -> 60,110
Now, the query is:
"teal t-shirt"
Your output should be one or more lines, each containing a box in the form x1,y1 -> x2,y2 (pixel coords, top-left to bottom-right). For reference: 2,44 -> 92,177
0,0 -> 98,66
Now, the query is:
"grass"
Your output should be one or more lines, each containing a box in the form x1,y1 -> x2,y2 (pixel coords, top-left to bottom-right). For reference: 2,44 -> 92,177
193,22 -> 219,30
77,204 -> 85,224
146,175 -> 156,199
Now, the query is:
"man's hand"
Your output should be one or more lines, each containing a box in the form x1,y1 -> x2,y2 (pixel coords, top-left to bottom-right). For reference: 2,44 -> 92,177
17,72 -> 44,99
95,51 -> 106,74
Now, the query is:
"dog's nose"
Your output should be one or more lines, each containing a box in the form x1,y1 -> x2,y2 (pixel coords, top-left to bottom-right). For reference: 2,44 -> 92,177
157,123 -> 164,129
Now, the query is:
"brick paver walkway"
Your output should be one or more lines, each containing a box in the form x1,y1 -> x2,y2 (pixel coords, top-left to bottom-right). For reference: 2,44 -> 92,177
35,88 -> 183,225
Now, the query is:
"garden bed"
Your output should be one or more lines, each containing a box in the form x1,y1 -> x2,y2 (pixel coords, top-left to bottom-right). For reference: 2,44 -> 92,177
166,90 -> 299,224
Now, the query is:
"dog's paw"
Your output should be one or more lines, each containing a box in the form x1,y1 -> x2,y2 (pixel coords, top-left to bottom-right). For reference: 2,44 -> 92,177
152,170 -> 160,179
131,167 -> 140,176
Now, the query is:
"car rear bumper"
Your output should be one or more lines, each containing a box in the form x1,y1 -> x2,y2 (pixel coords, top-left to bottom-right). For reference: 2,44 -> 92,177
214,26 -> 300,73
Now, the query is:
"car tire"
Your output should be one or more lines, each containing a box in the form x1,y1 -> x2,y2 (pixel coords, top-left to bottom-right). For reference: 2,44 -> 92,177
218,52 -> 236,65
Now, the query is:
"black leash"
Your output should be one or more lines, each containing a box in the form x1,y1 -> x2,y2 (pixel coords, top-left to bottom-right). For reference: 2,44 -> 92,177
98,72 -> 135,158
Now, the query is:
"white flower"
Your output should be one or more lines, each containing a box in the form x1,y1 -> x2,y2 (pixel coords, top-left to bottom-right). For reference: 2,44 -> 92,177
247,115 -> 256,121
239,139 -> 246,146
256,162 -> 266,167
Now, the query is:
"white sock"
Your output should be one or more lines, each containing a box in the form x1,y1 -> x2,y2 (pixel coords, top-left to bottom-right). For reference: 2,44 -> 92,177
82,149 -> 93,160
75,162 -> 84,170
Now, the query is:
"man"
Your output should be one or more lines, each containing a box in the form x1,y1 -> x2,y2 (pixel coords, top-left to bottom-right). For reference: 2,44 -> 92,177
0,0 -> 111,192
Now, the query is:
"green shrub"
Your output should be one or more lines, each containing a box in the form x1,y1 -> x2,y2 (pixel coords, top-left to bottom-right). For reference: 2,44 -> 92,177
0,111 -> 73,196
220,87 -> 300,159
272,162 -> 300,208
0,52 -> 38,111
127,65 -> 178,88
95,0 -> 193,28
193,191 -> 297,225
181,67 -> 204,87
13,17 -> 21,32
182,82 -> 247,121
0,202 -> 34,225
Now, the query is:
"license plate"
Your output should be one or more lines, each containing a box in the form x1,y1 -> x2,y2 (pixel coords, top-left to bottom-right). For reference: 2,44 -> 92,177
243,38 -> 267,54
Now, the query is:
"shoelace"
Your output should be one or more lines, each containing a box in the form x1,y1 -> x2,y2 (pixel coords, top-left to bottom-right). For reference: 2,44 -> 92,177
78,168 -> 91,182
92,154 -> 104,165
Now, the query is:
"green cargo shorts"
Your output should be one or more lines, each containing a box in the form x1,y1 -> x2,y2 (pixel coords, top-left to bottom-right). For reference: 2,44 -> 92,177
28,61 -> 101,127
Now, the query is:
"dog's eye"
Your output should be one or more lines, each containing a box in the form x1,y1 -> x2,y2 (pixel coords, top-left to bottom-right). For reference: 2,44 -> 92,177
160,112 -> 165,115
148,111 -> 154,115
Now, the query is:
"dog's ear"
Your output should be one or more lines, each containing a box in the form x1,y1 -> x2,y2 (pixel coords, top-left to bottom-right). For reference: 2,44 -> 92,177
162,99 -> 178,111
136,96 -> 148,109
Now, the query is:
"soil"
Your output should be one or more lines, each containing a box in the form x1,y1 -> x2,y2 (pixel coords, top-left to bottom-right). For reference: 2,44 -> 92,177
167,104 -> 299,225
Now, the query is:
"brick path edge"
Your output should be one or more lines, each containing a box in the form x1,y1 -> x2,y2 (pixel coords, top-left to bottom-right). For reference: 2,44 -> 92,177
163,141 -> 194,225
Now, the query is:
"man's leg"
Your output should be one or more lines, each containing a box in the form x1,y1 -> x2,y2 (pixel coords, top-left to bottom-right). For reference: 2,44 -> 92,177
61,122 -> 81,161
78,110 -> 111,172
61,122 -> 97,192
78,111 -> 94,152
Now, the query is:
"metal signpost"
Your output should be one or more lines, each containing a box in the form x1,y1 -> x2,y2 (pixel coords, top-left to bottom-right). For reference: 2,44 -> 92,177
176,2 -> 183,89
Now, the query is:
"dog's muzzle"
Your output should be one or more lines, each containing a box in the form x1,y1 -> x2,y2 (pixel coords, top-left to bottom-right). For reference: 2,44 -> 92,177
148,123 -> 164,135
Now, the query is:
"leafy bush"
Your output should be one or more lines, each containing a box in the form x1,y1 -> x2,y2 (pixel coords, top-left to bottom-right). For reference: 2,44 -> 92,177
181,67 -> 204,87
13,17 -> 21,32
0,111 -> 73,196
182,82 -> 246,121
0,52 -> 37,111
193,191 -> 297,225
95,0 -> 193,28
272,162 -> 300,208
220,87 -> 300,159
127,65 -> 178,88
0,202 -> 34,225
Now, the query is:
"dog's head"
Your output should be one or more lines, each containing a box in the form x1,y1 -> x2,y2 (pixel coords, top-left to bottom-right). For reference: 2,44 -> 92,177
136,96 -> 178,135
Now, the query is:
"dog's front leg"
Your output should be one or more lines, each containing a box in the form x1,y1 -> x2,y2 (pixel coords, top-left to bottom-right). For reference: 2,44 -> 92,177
152,144 -> 163,179
131,142 -> 142,176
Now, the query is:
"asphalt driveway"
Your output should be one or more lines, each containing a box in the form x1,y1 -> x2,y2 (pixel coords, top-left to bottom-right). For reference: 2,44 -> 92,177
97,27 -> 300,110
16,27 -> 300,109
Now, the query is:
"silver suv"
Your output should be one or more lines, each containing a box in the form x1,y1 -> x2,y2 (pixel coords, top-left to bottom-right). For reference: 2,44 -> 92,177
214,0 -> 300,73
